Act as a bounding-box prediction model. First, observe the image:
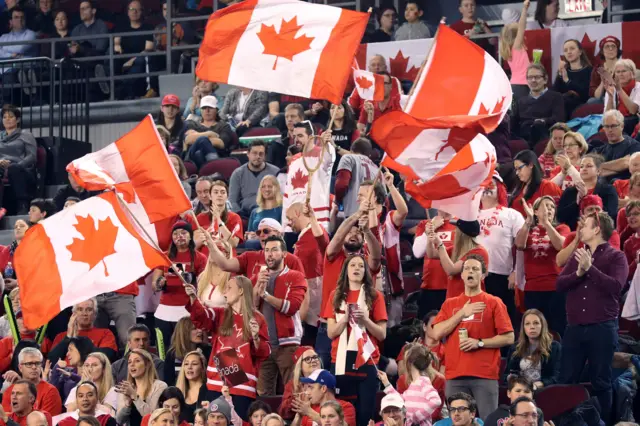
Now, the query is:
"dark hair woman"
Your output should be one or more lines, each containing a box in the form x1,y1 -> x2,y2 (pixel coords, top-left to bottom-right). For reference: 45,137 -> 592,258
327,101 -> 360,175
553,39 -> 593,116
509,150 -> 562,219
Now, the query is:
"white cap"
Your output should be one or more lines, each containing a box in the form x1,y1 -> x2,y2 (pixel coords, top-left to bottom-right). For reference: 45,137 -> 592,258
501,8 -> 521,25
258,218 -> 282,232
380,393 -> 405,412
200,95 -> 218,109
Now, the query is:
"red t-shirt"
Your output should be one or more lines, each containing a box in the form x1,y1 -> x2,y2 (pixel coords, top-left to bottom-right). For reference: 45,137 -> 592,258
294,227 -> 330,279
523,224 -> 570,291
623,233 -> 640,280
321,289 -> 388,364
237,250 -> 305,279
618,208 -> 629,235
41,328 -> 118,357
563,230 -> 620,250
433,292 -> 513,380
160,250 -> 207,306
300,400 -> 356,426
2,381 -> 62,415
510,180 -> 562,218
416,220 -> 456,290
614,179 -> 630,199
8,411 -> 52,426
195,211 -> 244,257
446,246 -> 489,299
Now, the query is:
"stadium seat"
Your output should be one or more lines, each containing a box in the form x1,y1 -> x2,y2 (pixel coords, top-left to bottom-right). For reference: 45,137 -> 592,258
534,139 -> 549,157
508,139 -> 529,157
571,103 -> 605,120
242,127 -> 282,138
199,157 -> 241,181
183,161 -> 198,177
535,384 -> 589,420
35,142 -> 48,198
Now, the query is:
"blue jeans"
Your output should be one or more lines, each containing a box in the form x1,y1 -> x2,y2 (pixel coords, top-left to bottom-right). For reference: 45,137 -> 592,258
187,136 -> 219,169
559,320 -> 618,424
315,322 -> 332,370
331,361 -> 379,426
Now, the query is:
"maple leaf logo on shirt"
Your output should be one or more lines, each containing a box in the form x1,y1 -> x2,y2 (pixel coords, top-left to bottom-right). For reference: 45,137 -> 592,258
291,168 -> 309,190
389,51 -> 420,81
257,17 -> 314,70
355,76 -> 373,90
66,214 -> 119,276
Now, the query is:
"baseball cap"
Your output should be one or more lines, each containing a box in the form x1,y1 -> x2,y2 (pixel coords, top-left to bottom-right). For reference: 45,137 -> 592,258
162,94 -> 180,107
380,393 -> 405,412
258,218 -> 282,232
300,369 -> 336,389
201,95 -> 218,109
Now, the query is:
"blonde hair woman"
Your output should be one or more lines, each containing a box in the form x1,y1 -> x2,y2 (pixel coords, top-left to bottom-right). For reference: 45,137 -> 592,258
246,176 -> 283,243
499,0 -> 531,104
149,408 -> 177,426
262,413 -> 285,426
175,350 -> 208,421
197,240 -> 232,309
549,131 -> 588,190
278,346 -> 322,420
115,349 -> 168,426
163,317 -> 210,387
66,352 -> 117,415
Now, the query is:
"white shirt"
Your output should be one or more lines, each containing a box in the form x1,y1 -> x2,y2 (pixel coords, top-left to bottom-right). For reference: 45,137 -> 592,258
604,81 -> 640,114
477,206 -> 525,276
235,90 -> 250,123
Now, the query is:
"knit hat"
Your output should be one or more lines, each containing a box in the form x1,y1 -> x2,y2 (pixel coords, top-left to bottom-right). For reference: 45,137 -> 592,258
455,219 -> 480,238
579,194 -> 603,213
162,94 -> 180,107
293,346 -> 314,364
208,396 -> 232,423
172,220 -> 193,237
599,35 -> 621,52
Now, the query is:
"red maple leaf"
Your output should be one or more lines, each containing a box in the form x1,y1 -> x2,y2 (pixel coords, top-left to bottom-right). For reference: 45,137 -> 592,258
478,96 -> 507,115
256,17 -> 314,70
581,33 -> 597,63
291,168 -> 309,190
66,215 -> 119,276
355,76 -> 373,90
389,51 -> 420,81
434,128 -> 477,161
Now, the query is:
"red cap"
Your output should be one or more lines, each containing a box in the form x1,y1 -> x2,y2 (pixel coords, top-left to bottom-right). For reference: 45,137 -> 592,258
599,36 -> 621,51
579,194 -> 603,213
293,346 -> 314,364
162,94 -> 180,107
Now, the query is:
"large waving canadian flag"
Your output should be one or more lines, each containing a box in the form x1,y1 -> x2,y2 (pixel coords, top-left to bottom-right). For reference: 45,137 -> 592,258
196,0 -> 368,104
15,191 -> 171,329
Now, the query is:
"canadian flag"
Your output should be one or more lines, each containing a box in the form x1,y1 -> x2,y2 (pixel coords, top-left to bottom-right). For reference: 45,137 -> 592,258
67,116 -> 192,244
196,0 -> 368,104
282,142 -> 335,230
353,69 -> 384,102
370,112 -> 496,221
355,38 -> 431,83
353,322 -> 377,369
405,25 -> 511,131
14,191 -> 170,329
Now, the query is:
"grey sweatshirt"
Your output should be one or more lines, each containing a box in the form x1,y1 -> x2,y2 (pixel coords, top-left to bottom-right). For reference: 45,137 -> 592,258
229,163 -> 279,214
0,129 -> 37,169
395,20 -> 431,40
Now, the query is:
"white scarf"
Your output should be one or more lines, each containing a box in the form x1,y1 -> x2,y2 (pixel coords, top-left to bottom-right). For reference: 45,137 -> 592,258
335,286 -> 369,375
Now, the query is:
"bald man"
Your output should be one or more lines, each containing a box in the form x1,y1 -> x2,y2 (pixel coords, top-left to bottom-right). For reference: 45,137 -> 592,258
348,54 -> 403,113
26,412 -> 47,426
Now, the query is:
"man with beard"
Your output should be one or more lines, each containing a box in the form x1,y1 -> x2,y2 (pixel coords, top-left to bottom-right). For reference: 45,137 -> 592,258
54,381 -> 115,426
208,218 -> 305,279
252,236 -> 307,396
315,202 -> 381,368
431,255 -> 514,418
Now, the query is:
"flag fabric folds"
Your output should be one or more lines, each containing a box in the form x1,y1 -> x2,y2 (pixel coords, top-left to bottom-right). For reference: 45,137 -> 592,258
353,69 -> 384,102
15,191 -> 170,329
353,322 -> 376,370
195,0 -> 368,104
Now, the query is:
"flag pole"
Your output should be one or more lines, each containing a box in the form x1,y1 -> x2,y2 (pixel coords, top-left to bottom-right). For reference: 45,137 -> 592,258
404,18 -> 445,109
113,191 -> 191,286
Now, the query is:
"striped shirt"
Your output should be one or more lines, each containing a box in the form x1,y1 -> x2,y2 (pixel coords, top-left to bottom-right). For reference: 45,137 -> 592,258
385,376 -> 441,426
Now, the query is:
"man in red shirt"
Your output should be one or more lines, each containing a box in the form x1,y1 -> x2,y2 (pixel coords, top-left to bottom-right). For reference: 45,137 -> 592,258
208,218 -> 306,278
431,255 -> 514,419
2,348 -> 61,416
253,236 -> 307,396
286,202 -> 330,335
3,381 -> 52,426
290,369 -> 356,426
41,298 -> 117,362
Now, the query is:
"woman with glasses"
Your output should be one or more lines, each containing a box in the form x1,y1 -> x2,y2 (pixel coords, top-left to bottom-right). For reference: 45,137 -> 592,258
604,58 -> 640,135
509,150 -> 562,219
279,346 -> 322,420
245,176 -> 283,248
195,180 -> 243,255
548,131 -> 588,190
515,196 -> 569,334
65,352 -> 117,415
537,123 -> 570,179
368,7 -> 396,42
589,36 -> 622,104
557,153 -> 618,230
617,172 -> 640,235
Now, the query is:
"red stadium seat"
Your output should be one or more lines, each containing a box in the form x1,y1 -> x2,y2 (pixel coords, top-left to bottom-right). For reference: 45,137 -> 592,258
199,157 -> 241,181
508,139 -> 529,157
571,103 -> 605,120
242,127 -> 282,137
184,161 -> 198,177
535,385 -> 589,420
534,138 -> 549,157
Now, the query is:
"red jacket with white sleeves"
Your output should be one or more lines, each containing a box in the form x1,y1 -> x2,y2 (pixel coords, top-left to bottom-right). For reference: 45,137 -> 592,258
251,266 -> 307,346
187,299 -> 271,399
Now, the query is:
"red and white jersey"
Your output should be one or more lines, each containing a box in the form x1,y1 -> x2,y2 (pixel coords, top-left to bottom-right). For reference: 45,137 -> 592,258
251,266 -> 307,346
372,211 -> 404,295
187,300 -> 271,399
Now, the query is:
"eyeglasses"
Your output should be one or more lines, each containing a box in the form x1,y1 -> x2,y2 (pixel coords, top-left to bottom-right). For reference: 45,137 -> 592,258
256,228 -> 273,237
449,407 -> 470,414
514,413 -> 539,420
514,164 -> 527,172
563,143 -> 579,149
21,362 -> 41,369
527,75 -> 544,81
603,124 -> 620,129
128,7 -> 140,11
302,355 -> 320,364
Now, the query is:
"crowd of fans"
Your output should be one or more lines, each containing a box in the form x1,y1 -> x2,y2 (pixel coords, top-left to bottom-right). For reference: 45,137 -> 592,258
3,1 -> 640,426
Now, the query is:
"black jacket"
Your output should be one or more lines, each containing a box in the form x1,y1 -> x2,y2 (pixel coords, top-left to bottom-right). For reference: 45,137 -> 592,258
504,340 -> 562,387
485,405 -> 544,426
557,181 -> 618,230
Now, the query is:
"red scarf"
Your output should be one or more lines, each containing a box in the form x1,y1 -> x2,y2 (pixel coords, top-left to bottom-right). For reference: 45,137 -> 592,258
618,79 -> 637,117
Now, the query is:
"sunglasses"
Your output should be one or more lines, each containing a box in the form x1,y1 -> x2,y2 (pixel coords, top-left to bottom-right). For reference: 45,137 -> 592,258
256,228 -> 274,237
